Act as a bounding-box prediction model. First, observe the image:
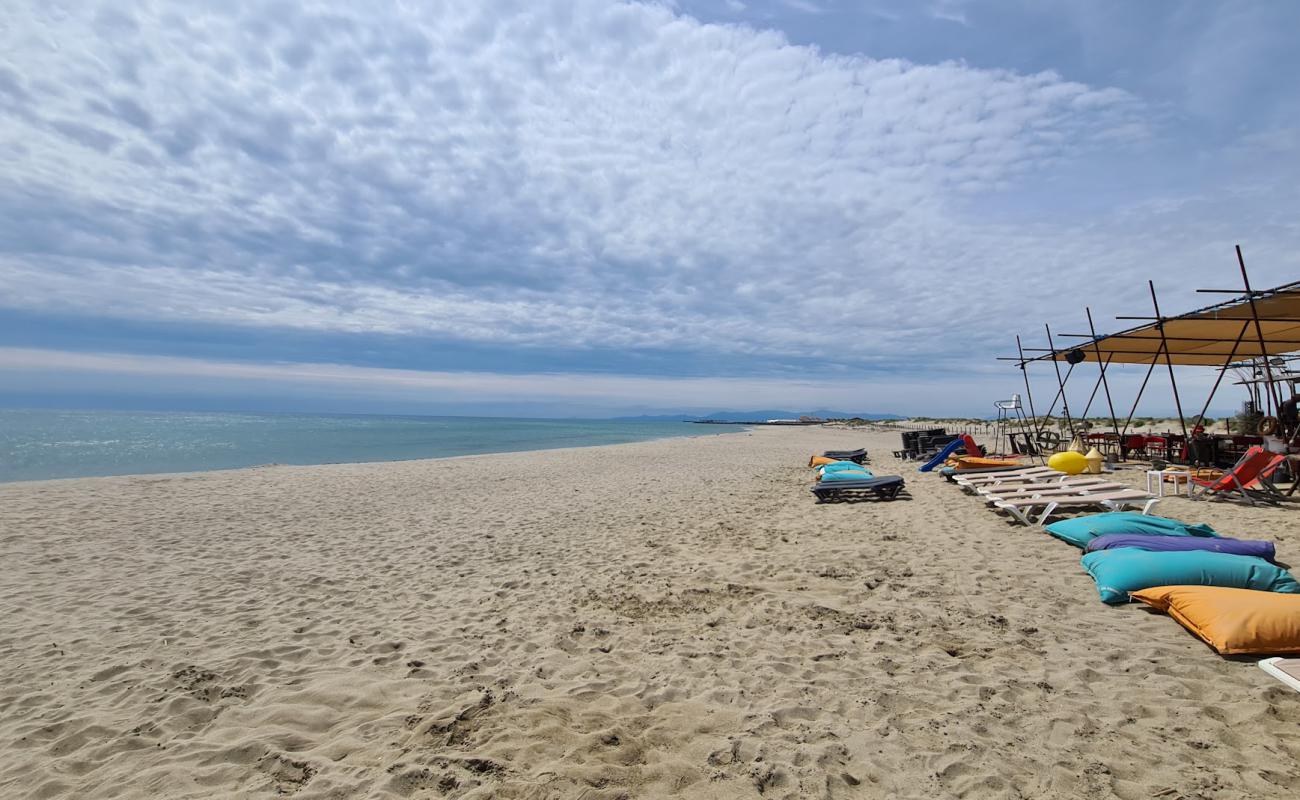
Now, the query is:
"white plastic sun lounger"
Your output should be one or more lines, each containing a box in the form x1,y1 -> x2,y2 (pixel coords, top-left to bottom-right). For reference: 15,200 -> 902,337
992,489 -> 1160,526
956,465 -> 1057,480
1259,658 -> 1300,693
958,472 -> 1060,490
955,467 -> 1061,487
958,471 -> 1074,494
978,478 -> 1125,500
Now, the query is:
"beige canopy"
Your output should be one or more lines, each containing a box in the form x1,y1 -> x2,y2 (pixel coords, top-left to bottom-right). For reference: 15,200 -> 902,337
1033,282 -> 1300,367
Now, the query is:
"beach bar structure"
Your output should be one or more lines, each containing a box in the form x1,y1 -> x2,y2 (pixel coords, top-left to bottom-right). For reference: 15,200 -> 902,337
1002,247 -> 1300,464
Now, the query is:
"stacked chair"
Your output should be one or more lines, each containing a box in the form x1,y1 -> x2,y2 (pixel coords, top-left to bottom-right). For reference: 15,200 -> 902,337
892,429 -> 956,460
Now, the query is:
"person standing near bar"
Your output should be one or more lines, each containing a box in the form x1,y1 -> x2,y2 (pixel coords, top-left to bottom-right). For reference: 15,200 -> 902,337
1280,391 -> 1299,446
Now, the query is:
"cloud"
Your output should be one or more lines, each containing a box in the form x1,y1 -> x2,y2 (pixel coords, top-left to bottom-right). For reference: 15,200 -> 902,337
1,0 -> 1297,422
927,0 -> 970,26
0,346 -> 1005,413
778,0 -> 825,14
0,345 -> 1241,419
0,1 -> 1155,369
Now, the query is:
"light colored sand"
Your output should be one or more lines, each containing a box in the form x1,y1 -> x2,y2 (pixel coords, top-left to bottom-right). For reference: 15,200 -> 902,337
1,427 -> 1298,799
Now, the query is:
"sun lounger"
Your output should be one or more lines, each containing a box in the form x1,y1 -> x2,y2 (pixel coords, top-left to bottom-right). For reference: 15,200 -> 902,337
940,464 -> 1034,479
955,465 -> 1058,481
958,475 -> 1070,495
951,465 -> 1060,483
823,448 -> 868,464
992,489 -> 1160,526
981,481 -> 1125,500
976,478 -> 1122,500
954,467 -> 1062,488
1259,658 -> 1300,692
963,475 -> 1080,494
811,475 -> 905,502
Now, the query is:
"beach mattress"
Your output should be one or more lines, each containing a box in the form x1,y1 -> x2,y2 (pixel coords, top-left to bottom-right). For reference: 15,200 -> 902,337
819,468 -> 875,480
1044,512 -> 1218,549
1081,549 -> 1300,605
1133,586 -> 1300,655
820,461 -> 869,472
1085,533 -> 1275,562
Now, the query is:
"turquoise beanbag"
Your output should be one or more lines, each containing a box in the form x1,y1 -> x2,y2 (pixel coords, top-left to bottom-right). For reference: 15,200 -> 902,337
1080,548 -> 1299,605
820,461 -> 868,472
820,467 -> 875,480
1045,512 -> 1218,549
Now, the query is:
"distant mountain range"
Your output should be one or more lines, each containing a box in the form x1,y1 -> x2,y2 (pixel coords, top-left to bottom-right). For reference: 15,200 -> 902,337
612,409 -> 905,422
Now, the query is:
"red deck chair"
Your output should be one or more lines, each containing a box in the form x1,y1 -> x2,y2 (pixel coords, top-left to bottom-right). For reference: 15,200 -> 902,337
1190,446 -> 1286,505
1145,435 -> 1168,460
1124,434 -> 1148,459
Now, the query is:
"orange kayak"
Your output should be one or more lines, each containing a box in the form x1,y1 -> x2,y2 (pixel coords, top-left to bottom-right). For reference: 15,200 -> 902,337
947,456 -> 1024,470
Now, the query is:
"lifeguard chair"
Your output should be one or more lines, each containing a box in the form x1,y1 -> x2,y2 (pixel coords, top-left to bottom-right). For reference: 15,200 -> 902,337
993,394 -> 1037,457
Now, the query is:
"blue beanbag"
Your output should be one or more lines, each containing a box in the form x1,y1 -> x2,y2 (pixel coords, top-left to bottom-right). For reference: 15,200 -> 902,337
819,467 -> 875,480
1080,548 -> 1300,605
1085,533 -> 1275,562
1044,512 -> 1218,549
820,461 -> 868,472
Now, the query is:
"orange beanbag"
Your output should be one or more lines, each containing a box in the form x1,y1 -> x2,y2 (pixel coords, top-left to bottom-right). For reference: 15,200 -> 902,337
1130,585 -> 1300,655
809,455 -> 837,467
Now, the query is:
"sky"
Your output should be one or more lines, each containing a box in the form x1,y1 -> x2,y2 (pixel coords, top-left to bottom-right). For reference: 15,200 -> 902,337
1,0 -> 1297,417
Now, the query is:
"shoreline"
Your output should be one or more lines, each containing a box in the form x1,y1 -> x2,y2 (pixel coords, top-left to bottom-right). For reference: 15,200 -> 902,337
0,420 -> 751,488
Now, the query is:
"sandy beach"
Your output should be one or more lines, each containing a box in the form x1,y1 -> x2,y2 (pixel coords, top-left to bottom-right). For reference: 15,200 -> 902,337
2,426 -> 1298,799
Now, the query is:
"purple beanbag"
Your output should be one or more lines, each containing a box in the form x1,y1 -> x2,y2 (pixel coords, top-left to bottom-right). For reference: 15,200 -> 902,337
1085,533 -> 1276,562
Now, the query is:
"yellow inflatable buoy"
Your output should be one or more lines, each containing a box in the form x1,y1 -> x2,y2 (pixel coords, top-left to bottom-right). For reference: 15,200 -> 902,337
1047,450 -> 1088,475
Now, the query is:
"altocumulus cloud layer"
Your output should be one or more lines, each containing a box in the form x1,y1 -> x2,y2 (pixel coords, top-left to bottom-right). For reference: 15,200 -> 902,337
1,0 -> 1297,413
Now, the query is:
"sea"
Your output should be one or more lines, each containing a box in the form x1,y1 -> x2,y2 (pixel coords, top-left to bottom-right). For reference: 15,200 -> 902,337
0,409 -> 716,484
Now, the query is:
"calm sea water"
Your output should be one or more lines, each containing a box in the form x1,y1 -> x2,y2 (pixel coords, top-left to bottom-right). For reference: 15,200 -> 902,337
0,410 -> 713,483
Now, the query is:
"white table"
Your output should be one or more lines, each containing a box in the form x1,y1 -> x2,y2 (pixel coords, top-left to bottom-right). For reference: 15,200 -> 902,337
1146,469 -> 1192,498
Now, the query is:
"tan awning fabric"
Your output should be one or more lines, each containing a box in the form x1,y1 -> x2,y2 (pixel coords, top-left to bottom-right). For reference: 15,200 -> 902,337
1036,284 -> 1300,366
